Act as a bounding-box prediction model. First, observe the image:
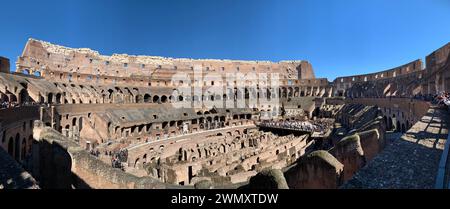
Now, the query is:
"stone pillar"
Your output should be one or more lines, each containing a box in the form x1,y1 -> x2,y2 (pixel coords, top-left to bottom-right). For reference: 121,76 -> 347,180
39,106 -> 44,121
435,74 -> 440,93
285,150 -> 344,189
51,106 -> 56,129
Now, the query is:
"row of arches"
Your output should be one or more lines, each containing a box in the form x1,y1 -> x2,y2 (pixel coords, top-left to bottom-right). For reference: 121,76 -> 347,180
110,112 -> 252,141
384,115 -> 411,133
2,132 -> 33,162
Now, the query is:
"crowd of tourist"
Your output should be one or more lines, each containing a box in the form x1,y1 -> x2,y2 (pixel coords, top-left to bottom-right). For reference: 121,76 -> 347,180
0,100 -> 41,109
412,93 -> 435,101
260,118 -> 335,134
260,120 -> 316,132
110,149 -> 128,170
310,118 -> 335,134
1,101 -> 19,109
111,158 -> 123,170
433,91 -> 450,108
89,149 -> 100,157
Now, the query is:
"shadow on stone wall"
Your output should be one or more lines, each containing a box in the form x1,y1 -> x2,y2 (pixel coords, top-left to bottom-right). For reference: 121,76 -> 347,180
243,107 -> 387,189
31,120 -> 183,189
0,147 -> 39,189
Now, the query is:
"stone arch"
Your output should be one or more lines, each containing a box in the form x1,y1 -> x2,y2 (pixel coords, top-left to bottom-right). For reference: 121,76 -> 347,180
19,89 -> 29,104
162,122 -> 169,129
22,69 -> 30,75
55,93 -> 62,104
135,94 -> 143,103
153,95 -> 160,103
28,135 -> 33,153
135,158 -> 141,168
288,87 -> 293,97
282,87 -> 288,97
220,144 -> 226,153
15,133 -> 20,161
48,93 -> 53,103
387,117 -> 393,131
161,95 -> 168,103
21,137 -> 27,160
144,94 -> 151,103
143,154 -> 147,164
79,117 -> 83,131
8,137 -> 13,156
107,89 -> 114,101
72,117 -> 77,127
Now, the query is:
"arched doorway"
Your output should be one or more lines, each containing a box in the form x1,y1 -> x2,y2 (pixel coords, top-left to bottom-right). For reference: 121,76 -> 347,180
387,117 -> 393,131
161,95 -> 168,103
15,133 -> 20,161
72,117 -> 77,127
55,93 -> 62,104
21,138 -> 27,160
135,158 -> 141,169
28,135 -> 33,153
153,95 -> 160,103
79,117 -> 83,131
8,137 -> 14,157
134,95 -> 141,103
19,89 -> 29,104
144,94 -> 151,103
48,93 -> 53,103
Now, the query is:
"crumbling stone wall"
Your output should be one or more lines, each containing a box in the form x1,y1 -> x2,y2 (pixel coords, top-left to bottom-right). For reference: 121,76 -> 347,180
31,121 -> 182,189
0,57 -> 10,73
329,134 -> 365,182
245,169 -> 289,189
285,150 -> 344,189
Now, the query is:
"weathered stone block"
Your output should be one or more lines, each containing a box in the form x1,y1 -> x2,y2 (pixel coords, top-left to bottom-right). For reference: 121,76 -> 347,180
284,150 -> 343,189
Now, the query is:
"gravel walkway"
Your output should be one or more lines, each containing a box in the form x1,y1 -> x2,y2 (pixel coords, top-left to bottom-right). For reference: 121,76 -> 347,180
342,107 -> 449,189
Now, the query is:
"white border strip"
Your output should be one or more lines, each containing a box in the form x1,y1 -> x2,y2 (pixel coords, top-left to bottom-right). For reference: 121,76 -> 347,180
435,132 -> 450,189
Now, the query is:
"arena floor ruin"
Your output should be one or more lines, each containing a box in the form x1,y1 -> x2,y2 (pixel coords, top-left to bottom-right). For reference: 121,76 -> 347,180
1,38 -> 450,189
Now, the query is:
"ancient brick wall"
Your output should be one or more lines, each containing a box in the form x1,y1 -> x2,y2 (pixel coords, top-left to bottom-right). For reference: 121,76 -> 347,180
284,150 -> 344,189
329,134 -> 365,182
31,121 -> 182,189
0,57 -> 10,73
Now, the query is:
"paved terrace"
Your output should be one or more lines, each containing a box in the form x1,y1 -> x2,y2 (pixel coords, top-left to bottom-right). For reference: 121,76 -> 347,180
343,106 -> 450,189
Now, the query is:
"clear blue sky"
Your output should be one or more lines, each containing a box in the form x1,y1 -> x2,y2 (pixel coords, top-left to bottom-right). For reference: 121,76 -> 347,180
1,0 -> 450,80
